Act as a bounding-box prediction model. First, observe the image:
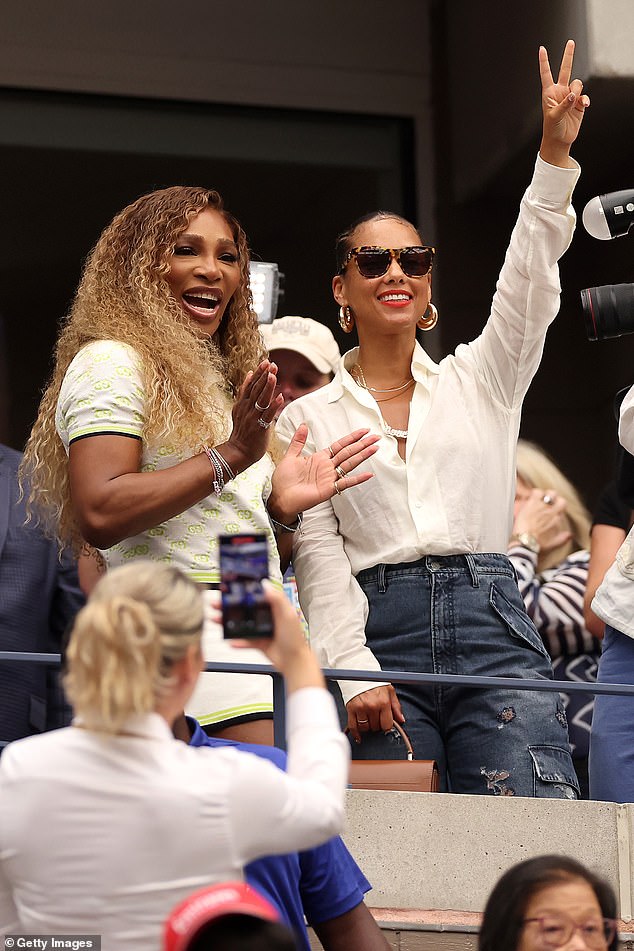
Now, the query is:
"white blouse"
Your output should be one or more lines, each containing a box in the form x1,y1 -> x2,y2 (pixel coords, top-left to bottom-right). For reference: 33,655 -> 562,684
275,155 -> 581,704
0,688 -> 348,949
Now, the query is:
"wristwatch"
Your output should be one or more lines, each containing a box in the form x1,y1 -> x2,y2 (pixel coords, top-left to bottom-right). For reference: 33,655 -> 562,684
509,532 -> 541,554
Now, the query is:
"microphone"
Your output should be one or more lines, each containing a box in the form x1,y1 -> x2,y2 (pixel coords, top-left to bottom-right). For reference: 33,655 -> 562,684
582,190 -> 634,240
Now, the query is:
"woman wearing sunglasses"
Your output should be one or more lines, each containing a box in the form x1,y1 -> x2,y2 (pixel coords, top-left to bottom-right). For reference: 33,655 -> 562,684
275,42 -> 589,795
479,855 -> 618,951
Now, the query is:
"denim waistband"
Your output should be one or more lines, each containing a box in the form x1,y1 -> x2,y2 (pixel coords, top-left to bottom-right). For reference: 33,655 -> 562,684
356,552 -> 514,588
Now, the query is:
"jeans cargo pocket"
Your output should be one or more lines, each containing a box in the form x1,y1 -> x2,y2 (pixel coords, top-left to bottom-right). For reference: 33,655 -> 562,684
529,745 -> 579,799
489,582 -> 550,661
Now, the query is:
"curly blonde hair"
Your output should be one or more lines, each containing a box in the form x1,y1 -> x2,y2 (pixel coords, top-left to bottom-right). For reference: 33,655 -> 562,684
21,186 -> 265,551
64,562 -> 203,734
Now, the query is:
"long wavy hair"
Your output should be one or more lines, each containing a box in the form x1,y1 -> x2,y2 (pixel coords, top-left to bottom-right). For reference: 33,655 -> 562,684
516,440 -> 591,572
21,186 -> 265,551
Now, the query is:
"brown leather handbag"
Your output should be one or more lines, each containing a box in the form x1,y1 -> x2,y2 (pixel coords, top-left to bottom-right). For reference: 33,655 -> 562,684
348,723 -> 440,793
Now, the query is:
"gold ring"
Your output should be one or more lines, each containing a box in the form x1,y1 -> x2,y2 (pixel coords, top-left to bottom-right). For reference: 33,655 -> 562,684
334,480 -> 342,496
335,465 -> 346,480
327,445 -> 335,459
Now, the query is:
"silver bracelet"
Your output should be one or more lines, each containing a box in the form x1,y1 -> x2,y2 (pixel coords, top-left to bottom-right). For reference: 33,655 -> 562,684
269,512 -> 304,535
209,447 -> 236,482
203,446 -> 225,496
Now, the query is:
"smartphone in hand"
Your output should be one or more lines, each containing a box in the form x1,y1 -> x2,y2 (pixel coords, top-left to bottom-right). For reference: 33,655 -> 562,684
219,533 -> 274,639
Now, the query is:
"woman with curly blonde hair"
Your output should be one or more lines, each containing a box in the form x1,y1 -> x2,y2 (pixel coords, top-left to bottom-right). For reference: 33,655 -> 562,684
21,185 -> 378,742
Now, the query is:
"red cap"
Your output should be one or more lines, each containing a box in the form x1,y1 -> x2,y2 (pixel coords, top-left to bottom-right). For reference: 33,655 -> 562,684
164,881 -> 281,951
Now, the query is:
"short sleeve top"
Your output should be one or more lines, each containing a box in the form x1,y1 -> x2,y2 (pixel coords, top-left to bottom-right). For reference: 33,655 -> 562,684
56,340 -> 281,584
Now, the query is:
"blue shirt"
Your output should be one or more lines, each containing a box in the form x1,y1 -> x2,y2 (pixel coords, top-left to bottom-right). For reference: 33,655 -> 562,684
187,718 -> 370,950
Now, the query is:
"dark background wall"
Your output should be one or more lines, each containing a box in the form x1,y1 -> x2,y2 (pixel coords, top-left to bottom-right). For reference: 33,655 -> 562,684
1,0 -> 633,513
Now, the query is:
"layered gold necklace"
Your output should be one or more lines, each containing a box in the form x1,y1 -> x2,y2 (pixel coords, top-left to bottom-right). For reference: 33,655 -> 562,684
351,363 -> 413,438
351,364 -> 414,403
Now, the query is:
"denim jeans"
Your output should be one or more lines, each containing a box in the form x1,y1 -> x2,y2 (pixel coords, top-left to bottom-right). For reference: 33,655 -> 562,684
589,625 -> 634,803
354,553 -> 579,798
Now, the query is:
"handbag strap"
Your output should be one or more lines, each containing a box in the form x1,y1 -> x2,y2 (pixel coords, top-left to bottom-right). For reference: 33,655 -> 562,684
392,722 -> 414,761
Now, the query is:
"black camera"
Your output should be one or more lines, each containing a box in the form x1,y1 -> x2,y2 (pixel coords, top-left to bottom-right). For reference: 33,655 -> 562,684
581,284 -> 634,341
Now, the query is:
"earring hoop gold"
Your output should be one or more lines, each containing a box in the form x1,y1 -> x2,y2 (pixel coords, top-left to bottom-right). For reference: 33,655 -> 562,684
338,305 -> 355,334
417,302 -> 438,331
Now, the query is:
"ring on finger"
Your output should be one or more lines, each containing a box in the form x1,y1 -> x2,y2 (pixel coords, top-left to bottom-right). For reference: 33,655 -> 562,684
357,718 -> 369,723
334,480 -> 343,496
335,465 -> 346,480
542,494 -> 554,505
257,417 -> 273,429
327,445 -> 335,459
255,399 -> 270,412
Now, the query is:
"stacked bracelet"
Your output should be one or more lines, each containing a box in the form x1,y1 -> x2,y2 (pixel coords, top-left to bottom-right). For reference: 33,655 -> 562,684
203,446 -> 237,495
203,446 -> 225,496
269,512 -> 304,535
211,447 -> 236,482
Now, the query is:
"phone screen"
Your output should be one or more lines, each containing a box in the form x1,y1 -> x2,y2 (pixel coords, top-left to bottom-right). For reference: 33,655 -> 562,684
219,533 -> 273,639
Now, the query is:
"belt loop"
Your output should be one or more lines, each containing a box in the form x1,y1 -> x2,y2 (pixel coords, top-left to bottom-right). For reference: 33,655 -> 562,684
377,563 -> 387,593
465,554 -> 479,588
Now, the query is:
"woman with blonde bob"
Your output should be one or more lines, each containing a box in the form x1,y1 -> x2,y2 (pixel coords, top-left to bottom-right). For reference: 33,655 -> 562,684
20,185 -> 378,742
0,562 -> 349,949
508,439 -> 596,795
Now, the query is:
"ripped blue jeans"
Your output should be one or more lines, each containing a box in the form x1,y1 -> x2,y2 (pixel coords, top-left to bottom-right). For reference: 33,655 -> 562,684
354,553 -> 579,798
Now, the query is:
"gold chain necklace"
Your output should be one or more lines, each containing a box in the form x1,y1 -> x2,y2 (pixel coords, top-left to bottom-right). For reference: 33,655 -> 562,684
352,363 -> 413,393
352,364 -> 412,438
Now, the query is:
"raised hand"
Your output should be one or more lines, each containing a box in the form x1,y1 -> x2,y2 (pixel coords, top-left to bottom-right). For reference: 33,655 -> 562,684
512,487 -> 572,553
226,360 -> 283,468
539,39 -> 590,167
268,424 -> 380,524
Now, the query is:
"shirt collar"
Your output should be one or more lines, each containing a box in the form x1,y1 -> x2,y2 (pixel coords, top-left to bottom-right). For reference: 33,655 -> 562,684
327,342 -> 439,403
72,711 -> 174,741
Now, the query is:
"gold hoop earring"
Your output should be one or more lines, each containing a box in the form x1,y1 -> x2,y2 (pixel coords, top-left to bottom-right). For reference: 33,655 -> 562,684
417,302 -> 438,331
338,305 -> 355,334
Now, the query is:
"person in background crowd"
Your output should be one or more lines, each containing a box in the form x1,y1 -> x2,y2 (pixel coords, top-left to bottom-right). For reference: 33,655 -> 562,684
1,443 -> 85,747
174,712 -> 389,951
478,855 -> 618,951
275,41 -> 588,796
508,439 -> 597,797
164,881 -> 297,951
0,562 -> 349,948
260,315 -> 340,409
261,315 -> 342,652
590,384 -> 634,802
19,184 -> 378,746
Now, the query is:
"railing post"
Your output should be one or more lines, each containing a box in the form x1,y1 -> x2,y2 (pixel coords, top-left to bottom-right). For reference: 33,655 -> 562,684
272,672 -> 286,752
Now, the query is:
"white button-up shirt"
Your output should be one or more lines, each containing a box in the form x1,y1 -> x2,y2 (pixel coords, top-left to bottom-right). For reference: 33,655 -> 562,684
0,688 -> 348,949
275,155 -> 580,704
592,384 -> 634,638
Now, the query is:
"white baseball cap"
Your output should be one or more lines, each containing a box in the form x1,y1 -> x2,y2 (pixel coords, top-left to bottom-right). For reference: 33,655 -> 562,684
260,316 -> 340,375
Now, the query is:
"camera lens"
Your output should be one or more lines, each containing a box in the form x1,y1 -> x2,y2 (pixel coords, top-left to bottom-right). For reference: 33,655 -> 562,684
581,283 -> 634,341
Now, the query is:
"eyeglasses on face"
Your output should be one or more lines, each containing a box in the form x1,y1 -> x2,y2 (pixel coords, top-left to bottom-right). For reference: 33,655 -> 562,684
340,245 -> 435,279
523,914 -> 617,949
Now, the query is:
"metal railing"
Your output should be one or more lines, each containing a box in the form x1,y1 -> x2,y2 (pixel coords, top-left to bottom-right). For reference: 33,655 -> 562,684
3,650 -> 634,751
